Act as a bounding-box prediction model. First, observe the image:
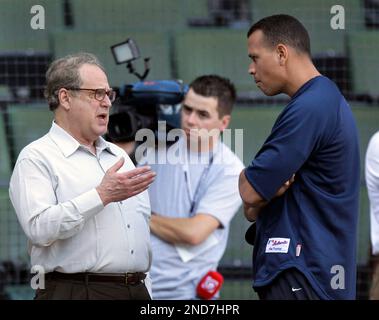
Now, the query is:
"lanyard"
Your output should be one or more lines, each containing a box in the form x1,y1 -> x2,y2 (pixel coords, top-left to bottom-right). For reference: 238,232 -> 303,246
184,153 -> 214,216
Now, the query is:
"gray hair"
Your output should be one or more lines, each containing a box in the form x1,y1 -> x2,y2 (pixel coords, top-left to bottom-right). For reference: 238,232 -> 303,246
44,52 -> 105,111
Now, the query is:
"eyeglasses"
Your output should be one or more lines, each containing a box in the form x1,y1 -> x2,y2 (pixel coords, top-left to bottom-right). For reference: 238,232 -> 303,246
66,87 -> 116,103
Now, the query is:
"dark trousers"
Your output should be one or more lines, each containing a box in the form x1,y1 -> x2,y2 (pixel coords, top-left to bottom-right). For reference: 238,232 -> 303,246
34,279 -> 151,300
256,268 -> 320,300
370,257 -> 379,300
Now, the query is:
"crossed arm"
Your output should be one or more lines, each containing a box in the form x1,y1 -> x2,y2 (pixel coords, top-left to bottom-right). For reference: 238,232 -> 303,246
150,213 -> 220,246
150,170 -> 294,244
238,169 -> 295,221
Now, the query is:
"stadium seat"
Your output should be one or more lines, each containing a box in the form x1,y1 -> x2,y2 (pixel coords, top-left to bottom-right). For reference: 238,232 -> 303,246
69,0 -> 186,32
174,29 -> 257,93
182,0 -> 210,22
52,31 -> 172,88
251,0 -> 364,55
0,187 -> 9,260
0,187 -> 28,262
351,105 -> 379,265
0,112 -> 11,185
4,285 -> 35,300
2,104 -> 52,263
220,278 -> 258,299
0,0 -> 63,53
221,106 -> 282,267
7,103 -> 53,157
351,104 -> 379,181
358,186 -> 370,265
349,31 -> 379,99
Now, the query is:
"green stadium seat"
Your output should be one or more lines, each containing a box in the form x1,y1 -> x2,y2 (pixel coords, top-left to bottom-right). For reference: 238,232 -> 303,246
349,31 -> 379,98
52,31 -> 172,88
70,0 -> 186,32
4,285 -> 35,300
220,278 -> 258,300
220,208 -> 252,267
220,106 -> 281,267
351,105 -> 379,265
251,0 -> 364,55
0,112 -> 11,185
351,105 -> 379,183
0,187 -> 28,262
0,0 -> 64,53
174,30 -> 257,93
1,104 -> 52,262
182,0 -> 209,21
7,104 -> 53,157
358,186 -> 370,265
228,105 -> 281,165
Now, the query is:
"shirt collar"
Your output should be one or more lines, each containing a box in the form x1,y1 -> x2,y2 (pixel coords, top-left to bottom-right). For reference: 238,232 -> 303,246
48,121 -> 116,157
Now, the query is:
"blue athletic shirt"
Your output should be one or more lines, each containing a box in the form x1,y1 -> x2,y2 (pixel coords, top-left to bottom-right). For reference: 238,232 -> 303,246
244,76 -> 360,300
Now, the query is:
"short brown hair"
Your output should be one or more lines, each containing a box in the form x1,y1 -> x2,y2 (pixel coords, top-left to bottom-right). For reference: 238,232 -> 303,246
189,75 -> 236,117
44,52 -> 105,111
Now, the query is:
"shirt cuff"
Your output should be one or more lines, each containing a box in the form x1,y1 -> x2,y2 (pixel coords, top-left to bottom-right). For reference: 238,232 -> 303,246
71,188 -> 104,220
244,169 -> 270,201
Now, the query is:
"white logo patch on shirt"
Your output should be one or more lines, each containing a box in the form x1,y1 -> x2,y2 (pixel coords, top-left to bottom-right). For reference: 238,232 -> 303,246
265,238 -> 290,253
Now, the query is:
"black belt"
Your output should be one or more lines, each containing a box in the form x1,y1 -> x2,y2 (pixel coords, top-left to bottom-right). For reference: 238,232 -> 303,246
46,271 -> 146,285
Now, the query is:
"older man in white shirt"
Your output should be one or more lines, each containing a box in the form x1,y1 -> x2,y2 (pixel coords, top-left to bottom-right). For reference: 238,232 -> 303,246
9,52 -> 156,300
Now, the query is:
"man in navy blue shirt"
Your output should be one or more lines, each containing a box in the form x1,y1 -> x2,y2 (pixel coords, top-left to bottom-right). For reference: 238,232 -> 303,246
239,14 -> 360,300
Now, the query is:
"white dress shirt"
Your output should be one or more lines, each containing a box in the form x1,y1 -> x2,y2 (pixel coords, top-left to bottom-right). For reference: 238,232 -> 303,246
9,122 -> 152,275
366,131 -> 379,255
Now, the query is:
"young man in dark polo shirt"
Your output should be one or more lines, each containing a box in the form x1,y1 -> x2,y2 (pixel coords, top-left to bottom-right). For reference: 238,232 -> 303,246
239,14 -> 360,300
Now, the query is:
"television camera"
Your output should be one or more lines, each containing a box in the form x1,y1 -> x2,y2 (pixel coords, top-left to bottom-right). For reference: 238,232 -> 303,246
107,38 -> 188,145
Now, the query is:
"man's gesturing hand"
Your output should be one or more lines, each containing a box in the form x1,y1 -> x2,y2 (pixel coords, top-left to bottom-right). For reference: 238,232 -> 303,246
96,157 -> 156,206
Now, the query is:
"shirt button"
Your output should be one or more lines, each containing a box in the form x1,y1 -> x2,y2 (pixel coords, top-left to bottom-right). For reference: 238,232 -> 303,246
131,250 -> 134,254
120,201 -> 123,205
127,224 -> 130,228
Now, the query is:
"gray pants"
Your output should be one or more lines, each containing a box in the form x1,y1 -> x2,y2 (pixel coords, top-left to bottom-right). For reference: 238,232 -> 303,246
34,279 -> 151,300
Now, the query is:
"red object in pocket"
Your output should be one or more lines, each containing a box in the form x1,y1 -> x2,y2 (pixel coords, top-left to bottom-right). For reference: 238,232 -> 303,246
196,270 -> 224,300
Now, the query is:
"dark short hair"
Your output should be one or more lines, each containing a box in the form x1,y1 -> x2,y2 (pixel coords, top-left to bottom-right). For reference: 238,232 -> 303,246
247,14 -> 311,56
189,75 -> 236,117
44,52 -> 105,111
